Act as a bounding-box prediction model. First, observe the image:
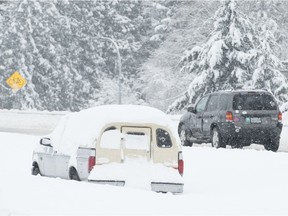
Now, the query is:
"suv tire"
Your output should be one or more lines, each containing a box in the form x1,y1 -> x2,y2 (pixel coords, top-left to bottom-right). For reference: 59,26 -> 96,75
179,125 -> 193,147
211,127 -> 226,148
264,138 -> 280,152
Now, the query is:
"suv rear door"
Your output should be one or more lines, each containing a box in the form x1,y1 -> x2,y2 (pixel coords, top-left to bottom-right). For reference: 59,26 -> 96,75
192,95 -> 209,138
232,92 -> 279,127
202,94 -> 219,138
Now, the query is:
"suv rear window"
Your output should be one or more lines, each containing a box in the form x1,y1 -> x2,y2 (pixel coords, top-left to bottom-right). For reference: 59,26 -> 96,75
232,93 -> 277,110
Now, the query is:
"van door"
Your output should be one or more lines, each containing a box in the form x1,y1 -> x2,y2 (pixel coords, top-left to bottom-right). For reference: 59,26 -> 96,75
152,128 -> 177,164
54,153 -> 70,179
121,127 -> 151,160
40,146 -> 56,177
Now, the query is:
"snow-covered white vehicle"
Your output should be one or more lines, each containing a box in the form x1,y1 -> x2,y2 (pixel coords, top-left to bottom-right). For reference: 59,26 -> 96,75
32,105 -> 184,193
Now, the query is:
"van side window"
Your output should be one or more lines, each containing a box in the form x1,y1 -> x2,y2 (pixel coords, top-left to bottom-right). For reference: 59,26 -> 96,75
156,128 -> 172,148
125,132 -> 150,150
100,129 -> 122,149
104,126 -> 116,132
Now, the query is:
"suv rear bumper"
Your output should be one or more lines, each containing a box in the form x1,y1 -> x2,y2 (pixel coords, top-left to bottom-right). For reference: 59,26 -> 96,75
219,122 -> 282,144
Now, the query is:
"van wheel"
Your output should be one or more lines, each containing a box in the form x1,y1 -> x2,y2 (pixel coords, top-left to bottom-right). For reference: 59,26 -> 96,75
211,128 -> 225,148
179,125 -> 193,147
264,138 -> 279,152
32,163 -> 41,176
69,167 -> 80,181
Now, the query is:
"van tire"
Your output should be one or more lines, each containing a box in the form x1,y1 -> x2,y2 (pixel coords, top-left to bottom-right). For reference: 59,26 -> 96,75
69,167 -> 80,181
32,163 -> 41,176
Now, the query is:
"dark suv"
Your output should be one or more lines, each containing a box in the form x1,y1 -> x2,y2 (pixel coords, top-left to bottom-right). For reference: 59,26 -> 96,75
178,90 -> 283,152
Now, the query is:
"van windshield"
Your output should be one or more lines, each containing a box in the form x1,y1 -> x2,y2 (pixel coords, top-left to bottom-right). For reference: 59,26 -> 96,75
232,93 -> 277,110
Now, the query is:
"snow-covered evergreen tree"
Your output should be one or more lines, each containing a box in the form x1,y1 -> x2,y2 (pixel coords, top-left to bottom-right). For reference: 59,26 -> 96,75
140,0 -> 219,111
0,0 -> 155,111
252,3 -> 288,103
0,0 -> 47,110
59,0 -> 152,106
168,0 -> 257,113
243,0 -> 288,60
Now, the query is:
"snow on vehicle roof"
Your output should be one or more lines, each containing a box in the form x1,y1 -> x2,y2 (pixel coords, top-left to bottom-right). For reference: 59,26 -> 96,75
49,105 -> 177,155
79,104 -> 174,126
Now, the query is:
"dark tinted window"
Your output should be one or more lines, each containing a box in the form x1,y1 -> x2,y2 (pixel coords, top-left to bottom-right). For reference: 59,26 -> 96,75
156,128 -> 172,148
195,96 -> 209,113
233,93 -> 277,110
206,95 -> 219,111
219,94 -> 230,110
104,126 -> 116,132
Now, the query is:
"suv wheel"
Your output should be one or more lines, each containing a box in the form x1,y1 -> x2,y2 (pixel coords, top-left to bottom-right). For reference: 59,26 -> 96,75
211,127 -> 225,148
264,138 -> 279,152
179,125 -> 193,147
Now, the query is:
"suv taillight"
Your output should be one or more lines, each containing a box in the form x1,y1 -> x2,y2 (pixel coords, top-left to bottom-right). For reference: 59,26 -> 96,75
88,156 -> 95,173
178,152 -> 184,176
226,111 -> 233,122
278,111 -> 282,122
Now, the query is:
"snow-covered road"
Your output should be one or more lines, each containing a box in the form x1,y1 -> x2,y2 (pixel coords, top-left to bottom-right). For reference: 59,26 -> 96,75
1,131 -> 288,215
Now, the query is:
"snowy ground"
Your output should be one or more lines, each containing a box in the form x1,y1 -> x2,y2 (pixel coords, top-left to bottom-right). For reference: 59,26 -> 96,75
1,123 -> 288,215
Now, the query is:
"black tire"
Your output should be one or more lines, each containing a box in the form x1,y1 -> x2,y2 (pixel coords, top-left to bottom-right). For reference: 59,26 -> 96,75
264,138 -> 279,152
211,127 -> 226,148
32,163 -> 41,176
230,138 -> 245,149
178,124 -> 193,147
69,167 -> 80,181
230,139 -> 238,149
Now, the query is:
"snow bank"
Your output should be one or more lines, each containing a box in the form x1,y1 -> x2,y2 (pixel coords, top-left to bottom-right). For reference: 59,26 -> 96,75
88,158 -> 183,191
1,132 -> 288,215
0,109 -> 66,134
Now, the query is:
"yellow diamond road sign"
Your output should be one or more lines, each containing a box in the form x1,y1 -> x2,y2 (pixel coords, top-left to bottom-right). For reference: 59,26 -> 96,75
6,71 -> 27,93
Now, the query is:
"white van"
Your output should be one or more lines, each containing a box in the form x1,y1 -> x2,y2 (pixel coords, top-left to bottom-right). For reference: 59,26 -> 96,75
32,105 -> 184,193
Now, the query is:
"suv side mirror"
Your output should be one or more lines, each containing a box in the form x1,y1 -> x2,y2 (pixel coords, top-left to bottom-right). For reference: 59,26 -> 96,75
187,106 -> 196,113
40,137 -> 52,147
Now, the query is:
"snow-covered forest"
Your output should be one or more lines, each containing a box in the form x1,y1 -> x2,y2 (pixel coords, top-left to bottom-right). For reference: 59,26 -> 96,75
1,0 -> 288,112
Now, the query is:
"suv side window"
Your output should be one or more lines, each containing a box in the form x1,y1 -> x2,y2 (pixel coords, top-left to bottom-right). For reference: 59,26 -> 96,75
195,96 -> 209,113
219,94 -> 230,110
206,95 -> 219,111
